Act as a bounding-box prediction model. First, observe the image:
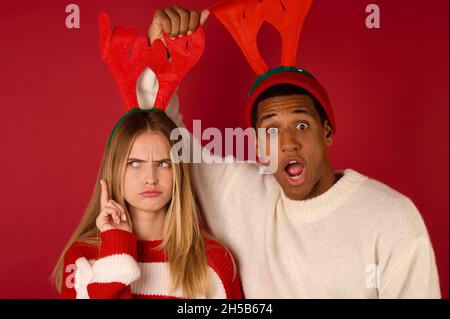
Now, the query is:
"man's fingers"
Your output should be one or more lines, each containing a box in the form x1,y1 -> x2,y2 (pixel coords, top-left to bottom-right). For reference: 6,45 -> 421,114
100,179 -> 109,208
163,7 -> 180,39
172,5 -> 190,36
149,7 -> 205,44
158,10 -> 172,35
200,9 -> 210,26
149,9 -> 171,45
187,10 -> 200,35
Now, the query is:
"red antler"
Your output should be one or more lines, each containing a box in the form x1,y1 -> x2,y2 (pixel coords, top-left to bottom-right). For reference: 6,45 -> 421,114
98,12 -> 205,111
209,0 -> 313,75
98,12 -> 146,110
141,29 -> 205,109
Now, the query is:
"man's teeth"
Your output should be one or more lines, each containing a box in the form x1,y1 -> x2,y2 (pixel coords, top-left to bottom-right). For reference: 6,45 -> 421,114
288,160 -> 298,164
290,174 -> 301,180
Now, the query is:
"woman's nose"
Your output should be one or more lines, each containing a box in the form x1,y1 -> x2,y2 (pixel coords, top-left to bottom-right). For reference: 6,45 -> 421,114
144,166 -> 158,186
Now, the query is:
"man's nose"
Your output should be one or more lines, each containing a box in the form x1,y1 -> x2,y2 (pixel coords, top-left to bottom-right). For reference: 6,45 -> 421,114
280,130 -> 300,153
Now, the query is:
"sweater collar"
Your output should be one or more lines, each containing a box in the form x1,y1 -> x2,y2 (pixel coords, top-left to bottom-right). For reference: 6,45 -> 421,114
278,169 -> 367,223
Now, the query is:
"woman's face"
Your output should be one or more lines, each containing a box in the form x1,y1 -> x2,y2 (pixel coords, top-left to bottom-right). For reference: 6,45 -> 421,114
123,130 -> 174,214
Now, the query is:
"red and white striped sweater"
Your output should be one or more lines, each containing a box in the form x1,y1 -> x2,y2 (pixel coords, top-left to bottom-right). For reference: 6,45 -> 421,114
61,229 -> 242,299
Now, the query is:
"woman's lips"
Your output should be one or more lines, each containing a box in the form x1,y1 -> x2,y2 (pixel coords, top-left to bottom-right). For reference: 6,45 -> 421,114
139,191 -> 162,198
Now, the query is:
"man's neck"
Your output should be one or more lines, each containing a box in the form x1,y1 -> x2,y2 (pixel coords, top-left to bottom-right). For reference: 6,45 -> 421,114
304,165 -> 337,200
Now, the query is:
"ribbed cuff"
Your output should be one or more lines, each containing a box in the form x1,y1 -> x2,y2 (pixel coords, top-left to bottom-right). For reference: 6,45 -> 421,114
100,229 -> 137,259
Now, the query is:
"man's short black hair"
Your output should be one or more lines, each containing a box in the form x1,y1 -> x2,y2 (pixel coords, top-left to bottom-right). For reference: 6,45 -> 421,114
251,84 -> 328,128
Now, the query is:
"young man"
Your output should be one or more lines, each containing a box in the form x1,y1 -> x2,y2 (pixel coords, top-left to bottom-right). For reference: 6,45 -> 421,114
138,4 -> 441,298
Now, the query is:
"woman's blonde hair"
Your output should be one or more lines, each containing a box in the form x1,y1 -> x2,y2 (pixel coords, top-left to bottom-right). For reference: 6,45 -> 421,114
52,110 -> 214,298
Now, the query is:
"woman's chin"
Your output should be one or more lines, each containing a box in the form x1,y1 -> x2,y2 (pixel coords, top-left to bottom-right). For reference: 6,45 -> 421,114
128,200 -> 166,214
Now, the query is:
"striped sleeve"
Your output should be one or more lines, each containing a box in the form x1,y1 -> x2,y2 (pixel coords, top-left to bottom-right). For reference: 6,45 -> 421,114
61,242 -> 97,299
205,239 -> 243,299
61,229 -> 141,299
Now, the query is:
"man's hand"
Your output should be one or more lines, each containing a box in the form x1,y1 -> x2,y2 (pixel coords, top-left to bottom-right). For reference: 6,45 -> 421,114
148,5 -> 209,44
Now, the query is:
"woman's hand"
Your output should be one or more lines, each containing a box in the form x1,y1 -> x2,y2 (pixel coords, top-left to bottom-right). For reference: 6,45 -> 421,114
96,179 -> 131,233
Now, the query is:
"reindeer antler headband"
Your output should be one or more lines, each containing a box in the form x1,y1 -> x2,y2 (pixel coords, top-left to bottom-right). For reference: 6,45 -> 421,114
209,0 -> 336,131
98,12 -> 205,147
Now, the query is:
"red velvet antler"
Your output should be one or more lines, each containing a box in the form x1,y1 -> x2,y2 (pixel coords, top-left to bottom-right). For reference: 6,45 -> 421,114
141,29 -> 205,109
98,12 -> 205,111
98,12 -> 145,110
209,0 -> 313,75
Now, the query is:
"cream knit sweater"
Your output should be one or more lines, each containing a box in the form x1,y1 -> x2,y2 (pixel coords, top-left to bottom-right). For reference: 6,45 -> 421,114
191,163 -> 440,299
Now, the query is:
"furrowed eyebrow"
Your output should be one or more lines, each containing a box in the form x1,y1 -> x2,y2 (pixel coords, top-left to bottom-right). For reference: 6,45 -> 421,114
127,158 -> 172,163
156,158 -> 172,163
127,158 -> 146,162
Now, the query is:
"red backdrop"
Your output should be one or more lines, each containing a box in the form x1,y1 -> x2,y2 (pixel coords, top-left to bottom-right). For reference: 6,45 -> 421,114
0,0 -> 448,298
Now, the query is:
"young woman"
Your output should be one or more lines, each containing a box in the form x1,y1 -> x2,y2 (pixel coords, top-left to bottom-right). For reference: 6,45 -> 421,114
52,109 -> 242,299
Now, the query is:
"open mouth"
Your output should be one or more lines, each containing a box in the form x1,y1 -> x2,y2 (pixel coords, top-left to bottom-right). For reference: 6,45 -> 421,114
283,159 -> 306,185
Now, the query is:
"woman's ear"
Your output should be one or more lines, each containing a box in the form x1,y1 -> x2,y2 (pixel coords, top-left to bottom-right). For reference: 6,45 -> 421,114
323,120 -> 334,146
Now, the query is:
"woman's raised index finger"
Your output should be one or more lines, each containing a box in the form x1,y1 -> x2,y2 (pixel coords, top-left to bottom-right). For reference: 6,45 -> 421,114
100,179 -> 109,208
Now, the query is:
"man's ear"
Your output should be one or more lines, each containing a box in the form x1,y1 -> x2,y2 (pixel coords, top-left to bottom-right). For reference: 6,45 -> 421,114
323,120 -> 334,146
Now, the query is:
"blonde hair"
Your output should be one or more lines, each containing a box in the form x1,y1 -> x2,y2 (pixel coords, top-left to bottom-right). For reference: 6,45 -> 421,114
52,110 -> 218,298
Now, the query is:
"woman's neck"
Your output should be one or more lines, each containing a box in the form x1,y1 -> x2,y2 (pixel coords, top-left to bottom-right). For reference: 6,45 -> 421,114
130,207 -> 166,241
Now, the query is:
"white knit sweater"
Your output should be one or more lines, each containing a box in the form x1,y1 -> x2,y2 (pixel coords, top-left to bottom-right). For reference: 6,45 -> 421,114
191,164 -> 440,298
137,69 -> 441,299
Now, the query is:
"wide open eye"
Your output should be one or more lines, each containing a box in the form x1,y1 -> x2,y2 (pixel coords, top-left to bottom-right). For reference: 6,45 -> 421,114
296,122 -> 310,130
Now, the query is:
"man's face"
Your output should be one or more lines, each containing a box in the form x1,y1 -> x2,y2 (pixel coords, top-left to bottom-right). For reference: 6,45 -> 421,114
256,94 -> 334,200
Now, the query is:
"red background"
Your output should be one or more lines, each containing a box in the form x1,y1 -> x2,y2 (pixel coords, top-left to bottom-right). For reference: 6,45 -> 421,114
0,0 -> 448,298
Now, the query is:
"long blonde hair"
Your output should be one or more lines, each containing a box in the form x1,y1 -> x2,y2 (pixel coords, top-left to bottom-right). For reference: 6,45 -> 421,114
52,110 -> 212,298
